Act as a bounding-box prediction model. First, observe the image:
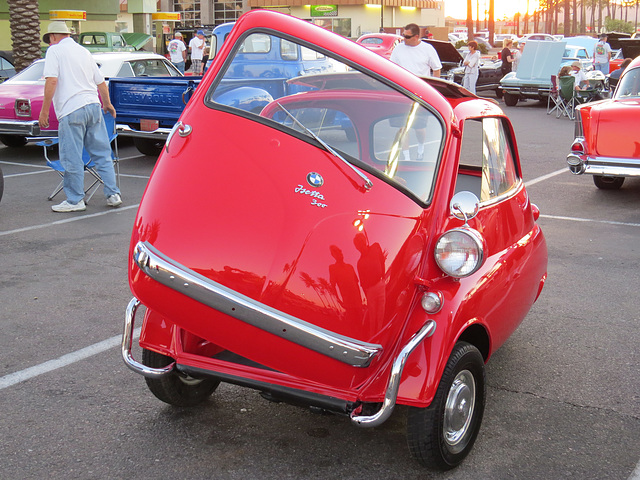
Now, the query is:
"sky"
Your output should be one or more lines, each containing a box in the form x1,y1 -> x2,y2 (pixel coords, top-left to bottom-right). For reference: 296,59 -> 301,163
443,0 -> 541,20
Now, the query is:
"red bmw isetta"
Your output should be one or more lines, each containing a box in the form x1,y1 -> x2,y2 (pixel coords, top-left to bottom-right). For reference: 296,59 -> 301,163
122,11 -> 547,470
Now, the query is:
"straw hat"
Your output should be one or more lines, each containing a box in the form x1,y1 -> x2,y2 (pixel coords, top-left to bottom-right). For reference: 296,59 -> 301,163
43,21 -> 71,43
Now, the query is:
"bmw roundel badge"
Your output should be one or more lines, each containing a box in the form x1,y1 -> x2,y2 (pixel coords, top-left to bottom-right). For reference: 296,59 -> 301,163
307,172 -> 324,188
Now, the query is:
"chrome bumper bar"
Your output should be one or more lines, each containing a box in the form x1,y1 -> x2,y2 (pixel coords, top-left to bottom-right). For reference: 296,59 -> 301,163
0,119 -> 56,137
121,298 -> 176,378
116,124 -> 172,140
567,154 -> 640,177
132,241 -> 383,368
350,320 -> 436,427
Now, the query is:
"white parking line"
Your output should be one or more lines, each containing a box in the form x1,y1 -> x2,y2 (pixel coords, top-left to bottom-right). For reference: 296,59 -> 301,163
0,328 -> 140,391
0,204 -> 140,237
540,214 -> 640,228
629,461 -> 640,480
525,167 -> 567,186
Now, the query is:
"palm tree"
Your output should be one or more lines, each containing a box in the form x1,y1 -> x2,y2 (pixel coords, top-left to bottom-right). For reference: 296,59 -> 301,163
466,0 -> 474,44
565,0 -> 571,35
8,0 -> 41,72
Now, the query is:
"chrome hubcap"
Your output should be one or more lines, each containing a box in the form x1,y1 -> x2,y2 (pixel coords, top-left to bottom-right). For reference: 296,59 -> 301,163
443,369 -> 476,453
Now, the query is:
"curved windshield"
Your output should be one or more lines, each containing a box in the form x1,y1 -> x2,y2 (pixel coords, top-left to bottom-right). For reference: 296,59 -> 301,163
205,32 -> 444,204
614,67 -> 640,99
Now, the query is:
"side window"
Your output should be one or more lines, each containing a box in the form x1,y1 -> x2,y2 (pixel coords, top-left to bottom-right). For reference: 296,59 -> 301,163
113,35 -> 124,48
281,39 -> 299,60
115,62 -> 135,77
238,33 -> 270,53
457,117 -> 518,202
96,35 -> 107,45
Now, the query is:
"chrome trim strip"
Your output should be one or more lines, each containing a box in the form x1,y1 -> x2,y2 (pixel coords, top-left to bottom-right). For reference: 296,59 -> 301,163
133,241 -> 383,367
350,320 -> 437,427
121,297 -> 176,378
116,124 -> 173,139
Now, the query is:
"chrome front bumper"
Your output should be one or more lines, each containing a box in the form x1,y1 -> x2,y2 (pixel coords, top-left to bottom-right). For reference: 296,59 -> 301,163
0,119 -> 56,137
567,154 -> 640,177
122,240 -> 438,427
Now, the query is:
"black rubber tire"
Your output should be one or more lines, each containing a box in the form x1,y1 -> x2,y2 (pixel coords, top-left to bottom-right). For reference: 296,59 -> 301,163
0,134 -> 27,148
495,88 -> 503,99
503,92 -> 518,106
593,175 -> 624,190
133,137 -> 164,156
406,342 -> 486,470
142,349 -> 220,407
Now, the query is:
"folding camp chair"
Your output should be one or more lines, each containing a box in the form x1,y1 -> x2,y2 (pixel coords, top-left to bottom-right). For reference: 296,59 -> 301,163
37,111 -> 119,203
547,75 -> 564,116
557,75 -> 577,119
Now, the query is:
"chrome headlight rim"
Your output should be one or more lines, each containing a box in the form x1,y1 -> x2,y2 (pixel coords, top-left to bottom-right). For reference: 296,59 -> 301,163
434,227 -> 485,279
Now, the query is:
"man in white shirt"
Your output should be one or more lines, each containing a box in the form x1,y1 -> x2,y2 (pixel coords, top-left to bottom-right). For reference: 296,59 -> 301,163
38,21 -> 121,212
593,33 -> 612,74
390,23 -> 442,78
168,31 -> 187,74
570,61 -> 588,89
189,30 -> 206,75
389,24 -> 441,162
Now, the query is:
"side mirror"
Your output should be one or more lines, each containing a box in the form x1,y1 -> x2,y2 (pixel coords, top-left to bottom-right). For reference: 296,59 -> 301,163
450,191 -> 480,224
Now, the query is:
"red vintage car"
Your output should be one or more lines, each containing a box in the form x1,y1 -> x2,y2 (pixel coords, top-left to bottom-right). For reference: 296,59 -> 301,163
567,55 -> 640,189
356,33 -> 403,59
121,10 -> 547,470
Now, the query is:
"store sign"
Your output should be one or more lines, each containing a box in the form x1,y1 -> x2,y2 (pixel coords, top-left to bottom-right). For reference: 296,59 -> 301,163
49,10 -> 86,21
152,12 -> 181,22
310,5 -> 338,17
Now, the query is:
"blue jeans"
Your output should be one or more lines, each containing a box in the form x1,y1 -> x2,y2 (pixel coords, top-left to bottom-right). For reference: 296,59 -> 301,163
58,103 -> 120,204
173,61 -> 185,74
594,62 -> 609,75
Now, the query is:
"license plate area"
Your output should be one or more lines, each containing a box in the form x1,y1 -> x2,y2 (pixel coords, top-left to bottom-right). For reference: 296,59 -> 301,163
140,119 -> 160,131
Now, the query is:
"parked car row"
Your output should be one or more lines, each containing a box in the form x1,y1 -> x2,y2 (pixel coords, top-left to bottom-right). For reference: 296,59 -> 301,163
0,51 -> 181,147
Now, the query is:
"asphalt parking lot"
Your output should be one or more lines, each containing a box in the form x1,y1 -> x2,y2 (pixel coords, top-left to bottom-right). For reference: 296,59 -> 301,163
0,101 -> 639,480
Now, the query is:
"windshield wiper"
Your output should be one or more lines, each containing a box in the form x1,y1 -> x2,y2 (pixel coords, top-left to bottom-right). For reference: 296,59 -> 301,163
275,102 -> 373,191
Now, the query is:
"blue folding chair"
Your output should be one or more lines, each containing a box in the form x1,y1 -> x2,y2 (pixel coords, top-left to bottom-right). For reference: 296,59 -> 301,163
37,111 -> 119,203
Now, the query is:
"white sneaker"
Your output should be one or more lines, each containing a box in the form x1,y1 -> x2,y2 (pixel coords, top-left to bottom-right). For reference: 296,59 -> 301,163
52,200 -> 86,212
107,194 -> 122,207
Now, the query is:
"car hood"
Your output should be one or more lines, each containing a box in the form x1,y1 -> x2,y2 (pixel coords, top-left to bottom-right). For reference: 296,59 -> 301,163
421,39 -> 464,63
122,33 -> 153,50
508,40 -> 566,81
619,39 -> 640,61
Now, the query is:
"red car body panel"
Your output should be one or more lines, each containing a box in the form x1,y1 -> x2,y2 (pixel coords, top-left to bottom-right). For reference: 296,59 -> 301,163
127,10 -> 547,415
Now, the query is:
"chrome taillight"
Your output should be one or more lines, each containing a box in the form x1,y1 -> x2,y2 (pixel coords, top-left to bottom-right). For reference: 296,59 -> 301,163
570,138 -> 586,155
15,98 -> 31,117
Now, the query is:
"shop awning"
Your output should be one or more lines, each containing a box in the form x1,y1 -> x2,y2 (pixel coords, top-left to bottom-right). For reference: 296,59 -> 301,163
249,0 -> 438,8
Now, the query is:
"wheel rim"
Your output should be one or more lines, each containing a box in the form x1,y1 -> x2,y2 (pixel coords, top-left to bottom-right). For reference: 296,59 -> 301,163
443,369 -> 476,453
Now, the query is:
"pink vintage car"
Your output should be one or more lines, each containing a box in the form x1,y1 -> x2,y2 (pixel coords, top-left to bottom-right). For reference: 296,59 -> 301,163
0,52 -> 181,147
567,55 -> 640,189
121,11 -> 547,470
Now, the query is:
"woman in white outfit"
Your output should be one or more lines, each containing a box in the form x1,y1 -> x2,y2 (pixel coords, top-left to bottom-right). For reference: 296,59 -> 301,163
463,41 -> 481,94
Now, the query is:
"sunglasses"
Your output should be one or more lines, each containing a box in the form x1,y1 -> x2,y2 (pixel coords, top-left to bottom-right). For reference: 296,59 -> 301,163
403,34 -> 416,39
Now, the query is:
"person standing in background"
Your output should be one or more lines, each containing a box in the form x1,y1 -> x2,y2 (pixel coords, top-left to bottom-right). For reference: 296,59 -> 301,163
168,31 -> 187,74
501,39 -> 514,77
594,33 -> 612,75
38,21 -> 122,212
390,23 -> 442,78
512,41 -> 524,72
463,41 -> 480,94
189,30 -> 206,75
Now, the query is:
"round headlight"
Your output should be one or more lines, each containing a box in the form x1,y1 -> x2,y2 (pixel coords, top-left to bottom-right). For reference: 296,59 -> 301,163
434,228 -> 484,278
